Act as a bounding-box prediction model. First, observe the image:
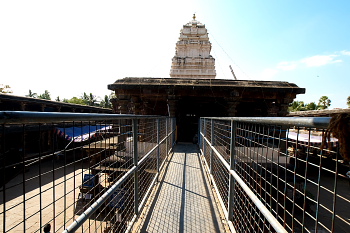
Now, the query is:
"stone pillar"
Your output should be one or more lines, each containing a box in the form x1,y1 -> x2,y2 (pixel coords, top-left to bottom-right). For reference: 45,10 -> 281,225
167,99 -> 177,117
267,101 -> 279,117
118,100 -> 130,114
41,104 -> 46,112
226,101 -> 239,117
20,102 -> 26,111
131,96 -> 141,115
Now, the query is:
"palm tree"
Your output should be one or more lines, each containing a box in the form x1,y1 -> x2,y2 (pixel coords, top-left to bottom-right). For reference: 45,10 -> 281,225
318,96 -> 331,109
26,89 -> 37,98
288,101 -> 305,112
38,90 -> 51,100
100,95 -> 112,108
88,93 -> 97,106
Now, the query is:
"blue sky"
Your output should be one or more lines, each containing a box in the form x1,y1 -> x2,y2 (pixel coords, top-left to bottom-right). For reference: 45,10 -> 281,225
0,0 -> 349,108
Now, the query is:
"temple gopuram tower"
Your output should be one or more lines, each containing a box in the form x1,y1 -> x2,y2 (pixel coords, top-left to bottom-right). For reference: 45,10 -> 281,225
170,14 -> 216,79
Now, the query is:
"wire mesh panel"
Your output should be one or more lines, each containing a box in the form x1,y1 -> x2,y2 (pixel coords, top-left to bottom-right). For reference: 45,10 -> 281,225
200,117 -> 350,233
0,112 -> 175,233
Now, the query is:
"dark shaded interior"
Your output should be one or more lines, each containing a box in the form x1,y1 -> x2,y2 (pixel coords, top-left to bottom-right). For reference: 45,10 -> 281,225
176,97 -> 227,142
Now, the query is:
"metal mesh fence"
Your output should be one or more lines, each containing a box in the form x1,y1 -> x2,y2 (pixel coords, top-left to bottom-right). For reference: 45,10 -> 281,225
199,117 -> 350,233
0,112 -> 175,233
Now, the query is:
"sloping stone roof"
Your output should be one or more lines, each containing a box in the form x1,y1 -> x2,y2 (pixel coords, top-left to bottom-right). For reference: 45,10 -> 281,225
108,77 -> 305,93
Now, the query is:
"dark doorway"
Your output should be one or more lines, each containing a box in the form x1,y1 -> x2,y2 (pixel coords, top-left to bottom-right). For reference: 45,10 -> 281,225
176,98 -> 226,142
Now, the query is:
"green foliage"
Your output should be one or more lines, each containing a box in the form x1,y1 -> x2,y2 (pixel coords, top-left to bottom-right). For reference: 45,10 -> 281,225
318,96 -> 331,110
67,97 -> 85,105
347,96 -> 350,108
38,90 -> 51,100
0,84 -> 13,94
81,92 -> 98,106
22,89 -> 112,109
99,95 -> 112,108
288,101 -> 305,112
26,89 -> 37,98
289,96 -> 332,112
305,102 -> 318,110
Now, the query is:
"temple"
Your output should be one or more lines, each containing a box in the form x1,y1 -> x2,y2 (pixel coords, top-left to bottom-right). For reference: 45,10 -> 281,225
108,16 -> 305,142
170,14 -> 216,79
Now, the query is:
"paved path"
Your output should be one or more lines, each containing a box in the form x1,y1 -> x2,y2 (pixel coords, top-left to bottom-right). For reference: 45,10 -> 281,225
136,143 -> 227,233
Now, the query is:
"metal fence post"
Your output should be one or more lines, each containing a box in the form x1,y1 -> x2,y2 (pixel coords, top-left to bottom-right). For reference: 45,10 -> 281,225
203,118 -> 206,157
173,118 -> 176,146
157,119 -> 160,181
132,119 -> 139,215
165,118 -> 168,156
210,119 -> 214,174
227,120 -> 236,221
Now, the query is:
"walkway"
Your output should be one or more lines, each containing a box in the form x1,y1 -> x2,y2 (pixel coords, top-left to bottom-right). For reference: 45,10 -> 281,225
134,143 -> 227,233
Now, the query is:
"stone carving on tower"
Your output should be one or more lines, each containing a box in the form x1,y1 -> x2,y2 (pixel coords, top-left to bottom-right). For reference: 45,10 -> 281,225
170,14 -> 216,79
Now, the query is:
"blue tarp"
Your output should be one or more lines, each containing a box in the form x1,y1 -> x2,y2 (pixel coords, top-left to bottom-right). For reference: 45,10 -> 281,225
55,125 -> 112,142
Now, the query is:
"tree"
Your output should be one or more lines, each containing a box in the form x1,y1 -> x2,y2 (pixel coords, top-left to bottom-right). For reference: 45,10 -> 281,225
0,84 -> 13,94
67,97 -> 85,105
305,102 -> 318,110
99,95 -> 112,108
347,96 -> 350,108
56,96 -> 61,102
288,101 -> 306,112
38,90 -> 51,100
88,93 -> 97,106
318,96 -> 331,110
81,92 -> 98,106
26,89 -> 37,98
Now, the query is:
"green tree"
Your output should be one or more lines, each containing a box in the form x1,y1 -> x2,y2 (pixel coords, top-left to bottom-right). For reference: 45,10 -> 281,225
88,93 -> 97,106
81,92 -> 98,106
288,101 -> 306,112
38,90 -> 51,100
56,96 -> 61,102
82,92 -> 89,105
305,102 -> 318,110
318,96 -> 331,110
0,84 -> 13,94
347,96 -> 350,108
99,95 -> 112,108
68,97 -> 85,105
26,89 -> 37,98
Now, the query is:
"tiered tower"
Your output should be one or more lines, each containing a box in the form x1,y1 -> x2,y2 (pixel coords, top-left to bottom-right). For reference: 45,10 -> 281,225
170,14 -> 216,79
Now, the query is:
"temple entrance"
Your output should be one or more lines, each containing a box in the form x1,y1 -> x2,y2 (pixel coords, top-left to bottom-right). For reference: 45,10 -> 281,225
176,98 -> 226,142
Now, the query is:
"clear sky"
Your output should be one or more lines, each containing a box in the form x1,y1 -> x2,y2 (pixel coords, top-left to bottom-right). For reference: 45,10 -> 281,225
1,0 -> 349,108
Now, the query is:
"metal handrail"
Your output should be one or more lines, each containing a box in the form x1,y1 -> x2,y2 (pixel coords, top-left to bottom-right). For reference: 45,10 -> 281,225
0,111 -> 176,233
0,111 -> 166,124
201,134 -> 287,233
203,116 -> 331,128
199,116 -> 336,233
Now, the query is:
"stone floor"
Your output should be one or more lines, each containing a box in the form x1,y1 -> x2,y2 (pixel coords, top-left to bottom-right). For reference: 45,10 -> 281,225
134,143 -> 228,233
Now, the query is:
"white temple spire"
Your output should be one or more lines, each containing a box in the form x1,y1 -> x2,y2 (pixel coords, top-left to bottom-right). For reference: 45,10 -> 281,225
170,15 -> 216,79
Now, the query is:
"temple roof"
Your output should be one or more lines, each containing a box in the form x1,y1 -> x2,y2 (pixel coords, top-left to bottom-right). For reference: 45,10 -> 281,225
108,77 -> 305,94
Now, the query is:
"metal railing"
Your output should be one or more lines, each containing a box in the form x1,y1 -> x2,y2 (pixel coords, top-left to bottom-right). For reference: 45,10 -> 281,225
199,117 -> 350,233
0,111 -> 176,233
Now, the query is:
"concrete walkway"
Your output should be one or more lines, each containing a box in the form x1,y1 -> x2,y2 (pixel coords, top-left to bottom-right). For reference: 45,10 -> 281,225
135,143 -> 227,233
